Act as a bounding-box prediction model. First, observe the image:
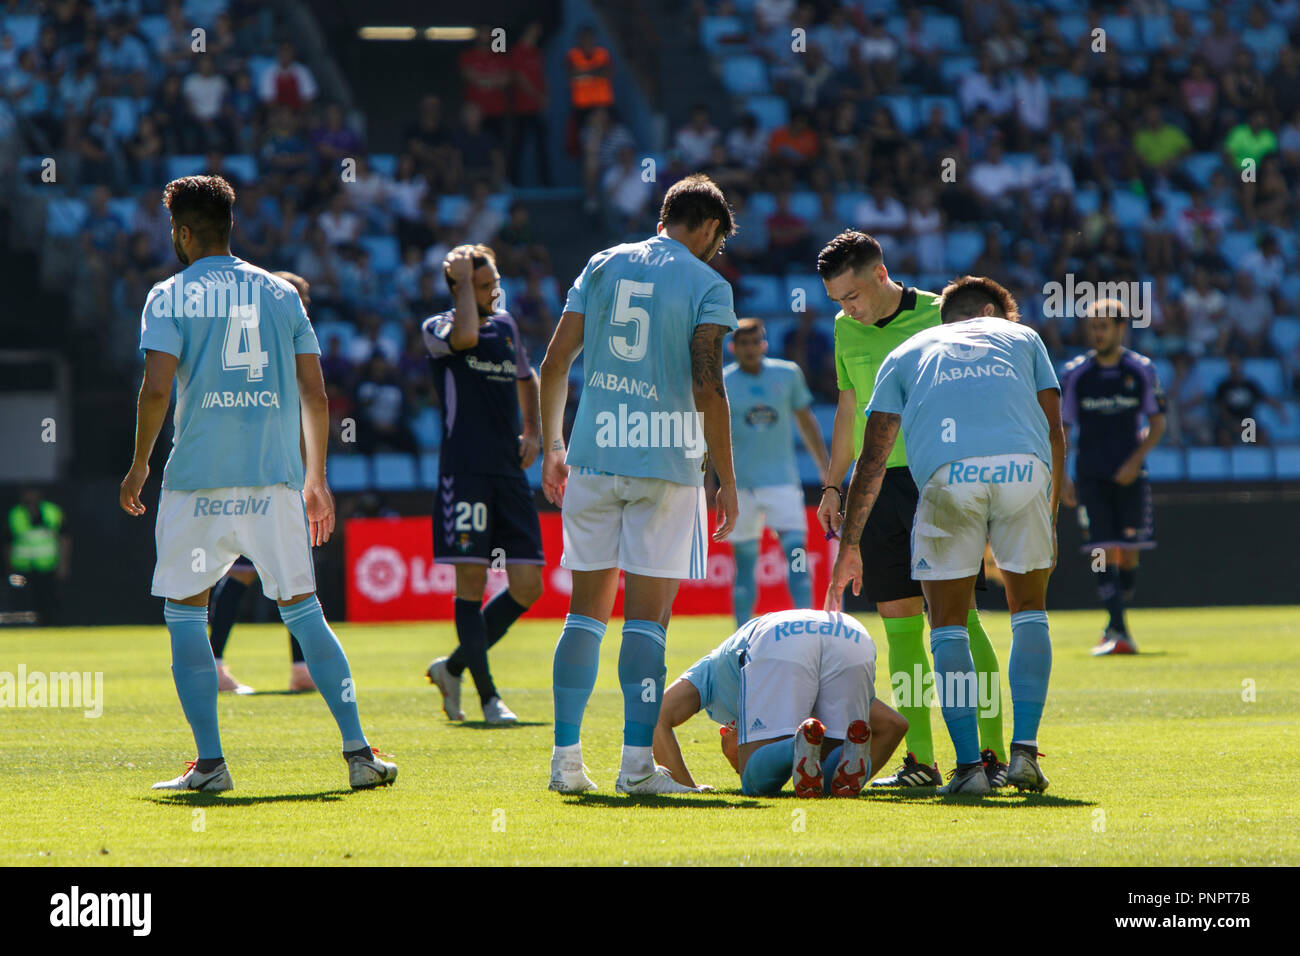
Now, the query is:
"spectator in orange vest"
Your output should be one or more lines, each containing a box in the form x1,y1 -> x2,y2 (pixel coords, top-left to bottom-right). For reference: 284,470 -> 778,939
566,25 -> 614,151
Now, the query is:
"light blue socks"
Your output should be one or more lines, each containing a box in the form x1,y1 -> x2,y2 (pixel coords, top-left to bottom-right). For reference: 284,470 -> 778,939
619,620 -> 667,747
279,595 -> 367,752
552,613 -> 606,747
732,539 -> 759,626
930,624 -> 981,765
779,531 -> 811,609
1009,610 -> 1052,744
164,600 -> 222,759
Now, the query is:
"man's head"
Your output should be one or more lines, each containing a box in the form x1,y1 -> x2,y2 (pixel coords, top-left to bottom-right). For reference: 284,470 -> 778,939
730,318 -> 767,370
817,230 -> 887,322
938,275 -> 1020,324
1084,298 -> 1127,355
273,270 -> 311,311
658,173 -> 736,262
163,174 -> 235,266
443,243 -> 500,318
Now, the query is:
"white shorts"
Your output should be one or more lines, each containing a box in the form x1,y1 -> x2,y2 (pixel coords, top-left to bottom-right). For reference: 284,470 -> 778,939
151,484 -> 316,600
912,454 -> 1053,580
561,470 -> 709,579
737,611 -> 877,744
733,483 -> 805,542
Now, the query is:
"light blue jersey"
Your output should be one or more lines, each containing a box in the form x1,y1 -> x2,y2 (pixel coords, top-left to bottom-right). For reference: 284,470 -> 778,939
725,358 -> 813,489
867,316 -> 1061,487
564,234 -> 738,487
139,254 -> 320,491
681,617 -> 761,727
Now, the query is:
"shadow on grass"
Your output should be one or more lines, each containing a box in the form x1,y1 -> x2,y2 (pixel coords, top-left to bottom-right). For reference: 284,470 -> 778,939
142,789 -> 353,807
863,790 -> 1093,808
450,720 -> 550,730
562,792 -> 764,809
241,689 -> 316,697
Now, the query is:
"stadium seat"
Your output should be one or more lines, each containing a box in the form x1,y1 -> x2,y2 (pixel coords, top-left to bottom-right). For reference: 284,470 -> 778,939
877,95 -> 917,133
763,317 -> 798,355
737,275 -> 783,314
1057,14 -> 1090,43
812,403 -> 836,438
1269,317 -> 1300,356
796,450 -> 822,486
1073,185 -> 1100,215
165,155 -> 207,181
419,452 -> 441,488
719,55 -> 769,95
46,198 -> 88,237
137,15 -> 170,51
313,320 -> 355,353
1100,15 -> 1140,49
945,229 -> 984,272
927,14 -> 964,51
1194,357 -> 1228,392
939,56 -> 977,87
1280,275 -> 1300,306
100,97 -> 139,138
700,15 -> 743,51
437,194 -> 469,226
1051,71 -> 1090,102
329,455 -> 370,491
1274,446 -> 1300,479
788,190 -> 821,221
4,14 -> 40,49
744,95 -> 788,130
411,407 -> 442,450
522,455 -> 543,488
1256,402 -> 1300,442
247,55 -> 277,90
917,96 -> 960,129
223,154 -> 257,183
359,235 -> 401,275
1183,153 -> 1222,188
372,453 -> 418,491
1243,359 -> 1286,396
1229,446 -> 1275,480
1154,188 -> 1192,222
748,191 -> 777,218
1139,14 -> 1173,50
1145,447 -> 1185,481
1169,0 -> 1210,10
1112,191 -> 1150,229
1185,447 -> 1231,480
783,272 -> 824,310
834,191 -> 866,224
368,153 -> 397,177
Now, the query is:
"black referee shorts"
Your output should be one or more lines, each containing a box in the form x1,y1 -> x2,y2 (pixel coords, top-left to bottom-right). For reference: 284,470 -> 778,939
857,466 -> 986,603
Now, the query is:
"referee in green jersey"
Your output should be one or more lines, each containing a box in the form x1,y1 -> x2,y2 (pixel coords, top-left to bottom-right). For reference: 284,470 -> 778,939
814,230 -> 1007,788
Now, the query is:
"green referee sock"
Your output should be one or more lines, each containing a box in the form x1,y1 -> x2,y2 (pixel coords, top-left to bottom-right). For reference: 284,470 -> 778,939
883,614 -> 934,767
967,608 -> 1006,762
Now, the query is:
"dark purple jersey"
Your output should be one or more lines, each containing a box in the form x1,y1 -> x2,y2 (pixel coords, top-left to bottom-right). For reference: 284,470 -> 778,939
422,310 -> 532,476
1060,348 -> 1166,481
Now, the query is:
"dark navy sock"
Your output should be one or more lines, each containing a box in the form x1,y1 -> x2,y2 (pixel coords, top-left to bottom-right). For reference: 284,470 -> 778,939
208,574 -> 248,659
453,598 -> 496,705
448,590 -> 527,678
1118,566 -> 1137,603
1094,567 -> 1126,633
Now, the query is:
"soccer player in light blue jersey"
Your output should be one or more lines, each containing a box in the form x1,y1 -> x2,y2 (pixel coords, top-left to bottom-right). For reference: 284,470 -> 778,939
653,610 -> 909,798
723,318 -> 829,626
119,175 -> 396,792
539,174 -> 740,795
827,276 -> 1066,795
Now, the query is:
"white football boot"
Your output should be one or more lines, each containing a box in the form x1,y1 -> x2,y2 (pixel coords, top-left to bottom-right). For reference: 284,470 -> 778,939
348,748 -> 398,789
830,719 -> 871,797
426,657 -> 465,721
791,718 -> 827,798
549,749 -> 598,793
615,766 -> 701,794
152,760 -> 233,792
482,696 -> 518,725
1006,747 -> 1050,792
937,764 -> 992,796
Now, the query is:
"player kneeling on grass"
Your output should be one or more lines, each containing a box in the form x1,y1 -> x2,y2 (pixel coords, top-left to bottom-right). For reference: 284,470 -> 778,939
652,610 -> 908,797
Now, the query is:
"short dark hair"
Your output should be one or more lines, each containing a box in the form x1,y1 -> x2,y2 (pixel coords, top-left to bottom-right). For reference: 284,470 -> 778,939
660,174 -> 735,239
938,275 -> 1020,323
1084,297 -> 1127,323
273,270 -> 310,301
442,243 -> 496,292
734,317 -> 765,340
816,230 -> 883,279
162,174 -> 235,247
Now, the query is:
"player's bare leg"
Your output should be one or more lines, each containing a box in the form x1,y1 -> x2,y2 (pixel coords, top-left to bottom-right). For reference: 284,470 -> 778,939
1001,567 -> 1053,792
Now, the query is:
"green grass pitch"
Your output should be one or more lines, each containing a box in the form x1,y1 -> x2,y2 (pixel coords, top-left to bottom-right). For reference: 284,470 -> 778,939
1,606 -> 1296,866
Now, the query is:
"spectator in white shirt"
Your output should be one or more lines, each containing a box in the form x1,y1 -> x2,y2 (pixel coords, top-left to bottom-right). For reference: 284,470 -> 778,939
317,192 -> 362,246
182,54 -> 228,122
602,145 -> 653,231
674,104 -> 720,169
853,180 -> 907,243
1225,270 -> 1275,356
726,112 -> 768,171
1011,59 -> 1051,143
970,139 -> 1023,209
959,50 -> 1012,117
1239,234 -> 1286,296
1025,141 -> 1074,210
1180,268 -> 1229,356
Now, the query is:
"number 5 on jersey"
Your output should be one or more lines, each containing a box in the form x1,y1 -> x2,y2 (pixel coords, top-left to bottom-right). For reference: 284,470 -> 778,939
223,303 -> 270,381
609,278 -> 653,362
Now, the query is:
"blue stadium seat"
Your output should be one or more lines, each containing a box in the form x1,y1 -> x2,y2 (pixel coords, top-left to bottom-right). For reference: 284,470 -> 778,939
313,321 -> 355,353
437,194 -> 469,226
100,97 -> 138,138
720,55 -> 768,95
877,95 -> 917,133
1051,71 -> 1089,102
927,14 -> 964,51
4,14 -> 40,49
522,456 -> 543,488
1269,317 -> 1300,356
1194,357 -> 1228,392
917,96 -> 960,129
945,229 -> 984,272
834,191 -> 866,224
1057,14 -> 1090,44
1100,15 -> 1140,50
1154,187 -> 1192,222
247,55 -> 276,90
1185,447 -> 1230,480
749,191 -> 777,218
812,403 -> 836,438
700,15 -> 743,51
1274,446 -> 1300,479
1220,231 -> 1257,269
1280,275 -> 1300,306
1151,357 -> 1174,391
411,407 -> 442,450
940,57 -> 976,86
1263,403 -> 1300,441
1229,446 -> 1274,480
46,198 -> 88,237
1139,14 -> 1173,50
419,452 -> 441,488
165,155 -> 207,180
1243,359 -> 1286,396
764,317 -> 798,355
737,275 -> 783,314
783,272 -> 824,311
137,15 -> 170,51
744,95 -> 788,130
368,153 -> 397,177
372,453 -> 418,491
223,154 -> 257,183
330,455 -> 370,491
796,450 -> 822,485
1183,153 -> 1222,188
1072,185 -> 1100,215
359,235 -> 400,275
1169,0 -> 1210,10
788,190 -> 820,221
106,197 -> 137,231
1145,447 -> 1184,481
1112,191 -> 1150,229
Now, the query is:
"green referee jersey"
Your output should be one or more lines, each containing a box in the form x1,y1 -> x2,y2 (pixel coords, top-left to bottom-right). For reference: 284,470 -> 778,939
833,287 -> 942,469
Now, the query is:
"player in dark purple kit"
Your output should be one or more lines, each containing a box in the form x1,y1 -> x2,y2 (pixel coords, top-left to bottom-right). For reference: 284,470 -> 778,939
421,244 -> 545,723
1059,299 -> 1167,656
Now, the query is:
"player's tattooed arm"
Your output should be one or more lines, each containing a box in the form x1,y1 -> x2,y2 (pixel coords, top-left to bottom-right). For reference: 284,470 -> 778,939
841,412 -> 900,548
691,323 -> 738,539
690,322 -> 728,399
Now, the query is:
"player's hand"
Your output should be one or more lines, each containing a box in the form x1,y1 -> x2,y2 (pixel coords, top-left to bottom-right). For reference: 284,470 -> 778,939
1113,458 -> 1141,486
825,545 -> 862,612
119,462 -> 149,516
518,433 -> 540,470
816,488 -> 843,537
541,447 -> 568,506
446,247 -> 475,282
1061,476 -> 1077,508
712,482 -> 738,541
303,477 -> 336,546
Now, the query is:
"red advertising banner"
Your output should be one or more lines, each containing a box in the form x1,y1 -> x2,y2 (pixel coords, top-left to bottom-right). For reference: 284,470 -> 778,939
345,508 -> 834,621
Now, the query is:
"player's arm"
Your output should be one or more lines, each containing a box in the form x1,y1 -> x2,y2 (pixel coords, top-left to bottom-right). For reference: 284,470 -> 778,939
1116,412 -> 1165,486
826,410 -> 899,610
817,387 -> 857,534
297,352 -> 336,547
693,322 -> 737,541
1037,387 -> 1066,568
120,349 -> 178,516
653,677 -> 706,788
794,405 -> 831,485
516,369 -> 541,469
446,248 -> 479,351
539,310 -> 585,506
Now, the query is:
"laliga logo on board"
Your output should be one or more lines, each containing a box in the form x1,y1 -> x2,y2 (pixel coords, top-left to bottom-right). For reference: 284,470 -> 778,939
355,546 -> 406,603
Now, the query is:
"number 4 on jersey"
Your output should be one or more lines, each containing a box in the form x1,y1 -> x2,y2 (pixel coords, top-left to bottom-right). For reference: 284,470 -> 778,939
223,304 -> 270,381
